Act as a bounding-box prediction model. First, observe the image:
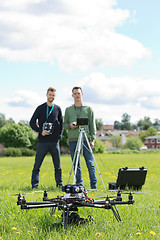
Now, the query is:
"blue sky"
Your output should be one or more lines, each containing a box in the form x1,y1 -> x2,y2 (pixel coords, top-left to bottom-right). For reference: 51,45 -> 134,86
0,0 -> 160,124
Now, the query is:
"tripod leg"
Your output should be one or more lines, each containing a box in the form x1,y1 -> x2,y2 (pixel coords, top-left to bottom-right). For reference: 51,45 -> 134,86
67,130 -> 83,184
83,131 -> 107,192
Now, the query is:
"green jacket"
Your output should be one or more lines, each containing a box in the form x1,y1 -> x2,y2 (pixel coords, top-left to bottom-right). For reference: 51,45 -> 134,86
64,105 -> 96,142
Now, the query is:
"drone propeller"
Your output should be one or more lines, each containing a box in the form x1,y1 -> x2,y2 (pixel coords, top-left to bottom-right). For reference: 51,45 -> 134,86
91,195 -> 118,199
33,190 -> 44,193
86,189 -> 99,191
13,190 -> 44,196
91,196 -> 106,199
13,193 -> 32,196
124,192 -> 146,194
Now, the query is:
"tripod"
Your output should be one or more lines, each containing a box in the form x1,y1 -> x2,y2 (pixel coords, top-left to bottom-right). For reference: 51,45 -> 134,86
68,126 -> 107,192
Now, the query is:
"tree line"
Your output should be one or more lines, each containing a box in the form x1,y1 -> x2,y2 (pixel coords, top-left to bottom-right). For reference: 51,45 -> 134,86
0,113 -> 105,156
113,113 -> 160,131
1,112 -> 159,132
0,112 -> 160,156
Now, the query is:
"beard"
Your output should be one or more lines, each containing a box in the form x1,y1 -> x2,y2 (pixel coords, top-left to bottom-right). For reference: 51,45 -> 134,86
48,97 -> 54,102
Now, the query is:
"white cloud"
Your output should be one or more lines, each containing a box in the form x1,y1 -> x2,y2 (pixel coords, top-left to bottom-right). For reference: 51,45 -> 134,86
7,90 -> 43,107
1,75 -> 160,124
1,88 -> 70,123
0,90 -> 44,122
0,0 -> 45,9
90,101 -> 159,125
0,0 -> 151,71
76,72 -> 160,123
78,73 -> 160,106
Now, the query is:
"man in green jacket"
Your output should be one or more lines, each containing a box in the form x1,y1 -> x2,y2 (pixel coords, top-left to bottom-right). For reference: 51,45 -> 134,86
64,86 -> 97,189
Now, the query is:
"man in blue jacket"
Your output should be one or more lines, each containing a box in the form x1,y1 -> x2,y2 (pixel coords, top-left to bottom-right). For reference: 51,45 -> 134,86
30,87 -> 63,189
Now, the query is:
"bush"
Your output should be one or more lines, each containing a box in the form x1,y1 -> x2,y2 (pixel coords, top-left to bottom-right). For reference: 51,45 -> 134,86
107,149 -> 140,154
4,147 -> 22,157
110,136 -> 124,149
124,136 -> 143,150
20,148 -> 35,156
139,127 -> 158,142
0,122 -> 36,149
93,138 -> 105,153
4,147 -> 35,157
60,129 -> 69,147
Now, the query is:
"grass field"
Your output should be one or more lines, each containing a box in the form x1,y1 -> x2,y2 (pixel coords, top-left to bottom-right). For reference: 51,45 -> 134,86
0,153 -> 160,239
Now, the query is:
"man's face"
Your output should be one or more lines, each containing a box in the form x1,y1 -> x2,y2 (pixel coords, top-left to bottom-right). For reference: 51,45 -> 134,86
72,89 -> 83,102
47,91 -> 56,103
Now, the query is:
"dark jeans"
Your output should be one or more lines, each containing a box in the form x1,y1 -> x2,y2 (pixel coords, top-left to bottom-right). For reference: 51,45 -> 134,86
31,142 -> 62,188
69,141 -> 97,189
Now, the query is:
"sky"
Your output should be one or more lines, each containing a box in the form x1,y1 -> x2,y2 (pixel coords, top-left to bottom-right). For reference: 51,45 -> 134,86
0,0 -> 160,125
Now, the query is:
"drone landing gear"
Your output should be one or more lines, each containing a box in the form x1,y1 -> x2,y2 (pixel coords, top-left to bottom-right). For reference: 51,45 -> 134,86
62,209 -> 93,229
110,205 -> 121,222
53,211 -> 93,230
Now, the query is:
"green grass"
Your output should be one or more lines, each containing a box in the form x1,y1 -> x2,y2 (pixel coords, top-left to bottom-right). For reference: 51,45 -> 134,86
0,153 -> 160,239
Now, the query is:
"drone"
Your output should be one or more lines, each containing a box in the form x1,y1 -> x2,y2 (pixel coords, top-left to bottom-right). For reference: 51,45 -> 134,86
17,184 -> 135,229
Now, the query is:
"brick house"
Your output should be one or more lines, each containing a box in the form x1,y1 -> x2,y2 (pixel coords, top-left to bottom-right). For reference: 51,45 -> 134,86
144,135 -> 160,149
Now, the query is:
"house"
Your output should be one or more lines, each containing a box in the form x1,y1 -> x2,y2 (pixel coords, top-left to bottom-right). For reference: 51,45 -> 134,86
96,129 -> 141,149
103,125 -> 114,131
144,135 -> 160,149
97,135 -> 112,149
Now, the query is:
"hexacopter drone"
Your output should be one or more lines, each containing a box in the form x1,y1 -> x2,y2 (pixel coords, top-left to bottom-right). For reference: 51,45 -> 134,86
17,184 -> 135,229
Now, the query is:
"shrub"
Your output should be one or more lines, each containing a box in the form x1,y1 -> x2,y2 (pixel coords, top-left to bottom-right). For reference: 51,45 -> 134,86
60,129 -> 69,147
0,122 -> 36,149
4,147 -> 22,157
93,138 -> 105,153
4,147 -> 35,157
20,148 -> 35,156
139,127 -> 158,142
124,136 -> 143,150
110,136 -> 124,149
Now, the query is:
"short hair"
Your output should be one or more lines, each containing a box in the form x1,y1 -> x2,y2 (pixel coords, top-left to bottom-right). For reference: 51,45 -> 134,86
47,87 -> 56,93
72,86 -> 83,93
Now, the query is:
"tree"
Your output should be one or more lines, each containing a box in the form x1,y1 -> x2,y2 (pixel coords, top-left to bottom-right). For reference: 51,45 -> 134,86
0,113 -> 6,128
18,120 -> 29,125
124,136 -> 143,150
137,116 -> 152,130
153,118 -> 160,127
121,113 -> 132,130
0,113 -> 15,129
114,120 -> 121,130
6,118 -> 15,125
0,122 -> 36,148
95,118 -> 103,131
139,127 -> 158,142
110,136 -> 123,148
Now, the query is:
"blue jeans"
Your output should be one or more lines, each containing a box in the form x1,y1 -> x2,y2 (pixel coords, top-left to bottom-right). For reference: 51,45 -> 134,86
31,142 -> 62,188
69,141 -> 97,189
